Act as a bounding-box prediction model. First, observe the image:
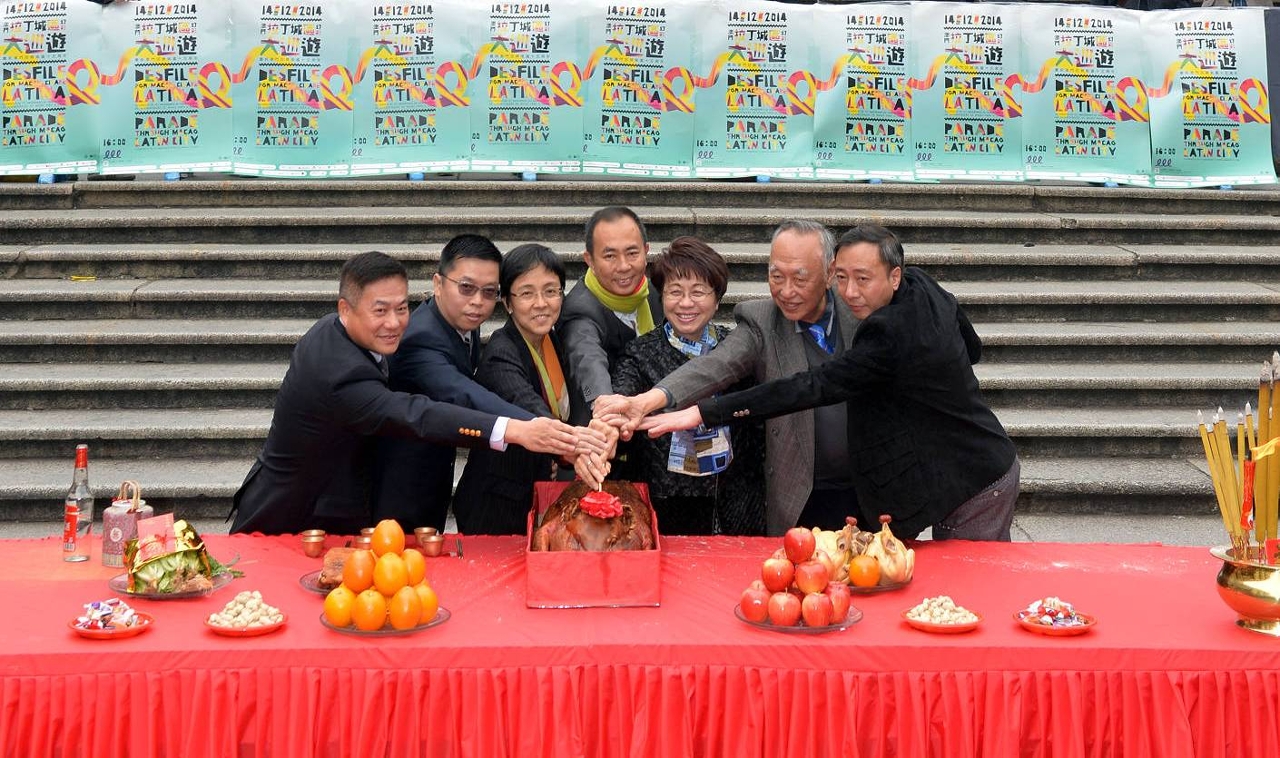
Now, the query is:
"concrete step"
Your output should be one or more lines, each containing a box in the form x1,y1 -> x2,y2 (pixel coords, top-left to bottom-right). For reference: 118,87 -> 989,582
0,318 -> 310,363
5,179 -> 1279,217
11,276 -> 1277,322
0,403 -> 1217,460
978,321 -> 1280,363
975,361 -> 1261,409
0,451 -> 1216,522
0,362 -> 283,410
0,205 -> 1277,247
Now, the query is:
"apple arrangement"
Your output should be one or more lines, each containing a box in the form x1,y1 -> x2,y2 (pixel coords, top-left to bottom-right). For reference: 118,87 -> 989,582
738,531 -> 854,629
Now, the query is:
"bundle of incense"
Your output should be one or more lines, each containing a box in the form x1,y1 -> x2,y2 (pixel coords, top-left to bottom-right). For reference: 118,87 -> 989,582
1199,409 -> 1245,554
1257,355 -> 1280,544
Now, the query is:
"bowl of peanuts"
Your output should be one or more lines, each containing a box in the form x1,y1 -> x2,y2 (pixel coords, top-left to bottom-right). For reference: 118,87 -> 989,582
901,595 -> 982,634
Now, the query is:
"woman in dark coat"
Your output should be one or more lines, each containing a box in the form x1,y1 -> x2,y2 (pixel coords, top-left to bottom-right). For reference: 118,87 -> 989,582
452,244 -> 589,534
611,237 -> 766,536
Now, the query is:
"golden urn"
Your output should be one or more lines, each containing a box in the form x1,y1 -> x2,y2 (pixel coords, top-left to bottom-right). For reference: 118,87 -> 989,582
1211,546 -> 1280,636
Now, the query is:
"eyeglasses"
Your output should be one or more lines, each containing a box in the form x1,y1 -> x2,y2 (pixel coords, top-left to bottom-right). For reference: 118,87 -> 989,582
509,287 -> 564,303
662,287 -> 716,302
441,273 -> 500,301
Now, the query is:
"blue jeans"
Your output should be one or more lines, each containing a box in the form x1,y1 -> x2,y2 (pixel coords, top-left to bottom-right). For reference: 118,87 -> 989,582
933,458 -> 1020,542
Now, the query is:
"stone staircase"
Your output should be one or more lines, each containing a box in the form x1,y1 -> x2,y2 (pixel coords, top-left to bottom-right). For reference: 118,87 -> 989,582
1,178 -> 1277,523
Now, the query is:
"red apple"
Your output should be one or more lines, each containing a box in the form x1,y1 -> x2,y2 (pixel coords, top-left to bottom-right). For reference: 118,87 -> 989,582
794,560 -> 829,595
761,557 -> 794,594
740,585 -> 770,623
801,592 -> 834,627
824,582 -> 852,623
783,527 -> 816,564
767,591 -> 802,627
747,579 -> 768,594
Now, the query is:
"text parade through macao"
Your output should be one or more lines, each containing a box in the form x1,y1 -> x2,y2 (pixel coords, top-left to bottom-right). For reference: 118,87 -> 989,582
0,0 -> 1273,186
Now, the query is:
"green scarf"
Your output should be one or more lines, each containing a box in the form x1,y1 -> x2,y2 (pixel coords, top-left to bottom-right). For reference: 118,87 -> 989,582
583,269 -> 655,336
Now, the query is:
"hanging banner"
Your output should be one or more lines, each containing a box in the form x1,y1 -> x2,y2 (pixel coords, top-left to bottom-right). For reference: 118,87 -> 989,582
1143,8 -> 1275,188
812,3 -> 914,181
347,1 -> 472,176
228,3 -> 354,177
579,0 -> 701,178
694,0 -> 815,178
469,0 -> 584,174
1017,5 -> 1151,185
0,0 -> 98,174
910,2 -> 1022,181
95,3 -> 233,175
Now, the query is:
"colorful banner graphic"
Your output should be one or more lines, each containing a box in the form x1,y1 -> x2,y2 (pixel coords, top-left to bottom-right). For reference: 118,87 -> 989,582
1018,6 -> 1152,185
812,3 -> 914,181
1143,9 -> 1275,187
0,0 -> 1273,185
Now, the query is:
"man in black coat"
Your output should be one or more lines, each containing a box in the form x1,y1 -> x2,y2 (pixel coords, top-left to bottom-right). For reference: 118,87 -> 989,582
228,252 -> 599,536
374,235 -> 537,530
641,225 -> 1019,541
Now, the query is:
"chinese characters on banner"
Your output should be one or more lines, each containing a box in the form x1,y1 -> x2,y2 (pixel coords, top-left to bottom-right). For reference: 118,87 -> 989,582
0,0 -> 1273,185
813,4 -> 914,181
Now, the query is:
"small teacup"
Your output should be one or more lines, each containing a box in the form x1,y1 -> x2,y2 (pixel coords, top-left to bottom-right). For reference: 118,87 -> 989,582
420,534 -> 445,557
352,535 -> 373,550
301,534 -> 326,558
413,526 -> 438,546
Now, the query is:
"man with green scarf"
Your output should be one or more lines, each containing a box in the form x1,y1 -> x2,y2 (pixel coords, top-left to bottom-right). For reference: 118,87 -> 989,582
560,206 -> 663,430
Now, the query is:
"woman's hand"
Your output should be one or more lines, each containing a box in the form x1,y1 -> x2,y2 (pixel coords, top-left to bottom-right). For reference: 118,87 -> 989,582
574,451 -> 611,489
638,406 -> 704,437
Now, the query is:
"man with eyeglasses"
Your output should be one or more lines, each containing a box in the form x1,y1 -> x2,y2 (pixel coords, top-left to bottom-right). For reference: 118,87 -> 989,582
595,220 -> 859,535
376,234 -> 546,530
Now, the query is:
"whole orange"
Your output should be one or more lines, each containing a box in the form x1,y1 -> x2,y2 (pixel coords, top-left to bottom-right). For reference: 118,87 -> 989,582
351,588 -> 388,631
401,548 -> 427,586
388,586 -> 423,631
413,582 -> 439,625
371,519 -> 405,557
342,549 -> 376,593
373,552 -> 409,597
848,555 -> 881,588
323,585 -> 356,628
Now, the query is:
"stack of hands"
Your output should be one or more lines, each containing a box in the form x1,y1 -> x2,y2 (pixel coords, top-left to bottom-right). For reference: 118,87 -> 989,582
561,389 -> 707,489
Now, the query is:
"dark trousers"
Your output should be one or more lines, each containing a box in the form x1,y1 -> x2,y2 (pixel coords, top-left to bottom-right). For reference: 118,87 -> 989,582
797,486 -> 856,531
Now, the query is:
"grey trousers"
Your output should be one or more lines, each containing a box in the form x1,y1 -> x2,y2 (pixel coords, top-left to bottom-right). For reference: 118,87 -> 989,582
932,457 -> 1020,542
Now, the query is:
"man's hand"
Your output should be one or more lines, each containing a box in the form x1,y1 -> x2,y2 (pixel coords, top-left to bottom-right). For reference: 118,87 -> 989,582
586,418 -> 619,459
639,406 -> 704,437
574,451 -> 611,490
571,422 -> 613,457
503,417 -> 578,456
593,389 -> 668,440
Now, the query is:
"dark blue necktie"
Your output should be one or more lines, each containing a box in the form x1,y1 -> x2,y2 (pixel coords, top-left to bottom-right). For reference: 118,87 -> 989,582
805,322 -> 833,355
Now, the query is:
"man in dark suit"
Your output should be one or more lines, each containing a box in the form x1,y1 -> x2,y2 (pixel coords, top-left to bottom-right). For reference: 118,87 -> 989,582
595,220 -> 859,535
559,206 -> 664,426
375,235 -> 538,530
229,251 -> 598,536
641,225 -> 1020,541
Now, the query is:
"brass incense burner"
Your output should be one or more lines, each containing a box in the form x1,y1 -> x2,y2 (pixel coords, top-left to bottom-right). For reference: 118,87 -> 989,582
1211,546 -> 1280,637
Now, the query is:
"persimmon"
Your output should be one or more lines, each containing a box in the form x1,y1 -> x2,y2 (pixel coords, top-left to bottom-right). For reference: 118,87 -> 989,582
388,586 -> 423,631
413,582 -> 439,625
373,552 -> 409,597
323,585 -> 355,628
401,548 -> 427,586
371,519 -> 405,557
848,555 -> 881,588
342,549 -> 376,593
351,589 -> 388,631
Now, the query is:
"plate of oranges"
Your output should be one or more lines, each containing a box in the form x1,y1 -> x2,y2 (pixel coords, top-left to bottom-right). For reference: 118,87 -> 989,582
319,519 -> 446,635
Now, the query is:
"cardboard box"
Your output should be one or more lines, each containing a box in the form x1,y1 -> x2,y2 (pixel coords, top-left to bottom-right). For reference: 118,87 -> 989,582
525,481 -> 661,608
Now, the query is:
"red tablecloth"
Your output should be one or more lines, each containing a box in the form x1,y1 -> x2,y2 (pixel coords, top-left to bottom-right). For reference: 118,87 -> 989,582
2,534 -> 1277,758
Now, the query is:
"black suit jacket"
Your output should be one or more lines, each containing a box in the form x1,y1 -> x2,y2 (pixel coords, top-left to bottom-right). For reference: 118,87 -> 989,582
375,298 -> 534,529
452,320 -> 586,534
558,282 -> 664,424
699,268 -> 1017,539
229,313 -> 497,536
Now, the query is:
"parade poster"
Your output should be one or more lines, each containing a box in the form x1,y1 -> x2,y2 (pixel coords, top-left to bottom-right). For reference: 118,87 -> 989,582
94,3 -> 232,175
469,0 -> 584,174
1018,6 -> 1150,186
1143,9 -> 1275,187
693,0 -> 815,179
910,2 -> 1022,181
0,0 -> 98,174
227,3 -> 354,177
579,0 -> 701,178
812,3 -> 914,181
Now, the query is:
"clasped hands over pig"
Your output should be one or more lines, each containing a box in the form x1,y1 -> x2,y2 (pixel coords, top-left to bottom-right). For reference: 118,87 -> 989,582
577,392 -> 705,488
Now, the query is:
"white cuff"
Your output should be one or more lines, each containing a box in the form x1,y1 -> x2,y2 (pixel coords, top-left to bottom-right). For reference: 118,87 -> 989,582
489,417 -> 509,451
